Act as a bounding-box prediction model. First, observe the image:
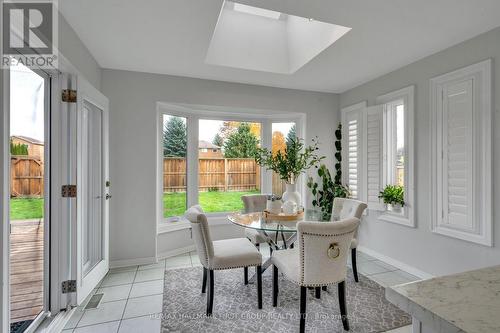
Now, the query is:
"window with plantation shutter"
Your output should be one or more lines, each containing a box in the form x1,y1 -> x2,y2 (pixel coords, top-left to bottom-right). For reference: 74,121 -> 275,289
431,60 -> 492,246
341,102 -> 366,200
364,105 -> 384,210
347,118 -> 359,198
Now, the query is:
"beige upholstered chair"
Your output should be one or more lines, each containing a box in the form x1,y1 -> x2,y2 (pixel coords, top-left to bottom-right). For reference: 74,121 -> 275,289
272,218 -> 360,332
331,198 -> 368,282
241,194 -> 269,248
185,205 -> 263,316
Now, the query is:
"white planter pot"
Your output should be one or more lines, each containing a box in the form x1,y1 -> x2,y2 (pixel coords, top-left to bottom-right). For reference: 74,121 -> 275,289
282,183 -> 301,208
388,203 -> 402,213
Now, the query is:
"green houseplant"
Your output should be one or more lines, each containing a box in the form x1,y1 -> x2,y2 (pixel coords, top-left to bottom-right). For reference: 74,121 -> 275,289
254,136 -> 324,207
378,185 -> 405,212
307,123 -> 350,220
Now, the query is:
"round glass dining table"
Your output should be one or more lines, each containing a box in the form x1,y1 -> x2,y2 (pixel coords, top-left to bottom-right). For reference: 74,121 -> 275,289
227,210 -> 328,282
228,210 -> 329,250
228,209 -> 327,234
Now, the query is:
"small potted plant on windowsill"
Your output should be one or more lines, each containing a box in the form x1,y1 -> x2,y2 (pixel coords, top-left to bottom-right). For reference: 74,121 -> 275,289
378,185 -> 405,213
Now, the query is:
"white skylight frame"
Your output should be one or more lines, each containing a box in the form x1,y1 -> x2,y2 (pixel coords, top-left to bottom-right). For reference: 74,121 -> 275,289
206,1 -> 352,74
233,3 -> 281,20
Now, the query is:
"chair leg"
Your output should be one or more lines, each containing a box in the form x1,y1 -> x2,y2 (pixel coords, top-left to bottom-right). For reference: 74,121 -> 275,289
338,281 -> 349,331
202,267 -> 207,293
351,248 -> 359,283
206,270 -> 214,316
315,287 -> 321,299
272,265 -> 278,307
322,286 -> 327,291
270,247 -> 273,256
244,267 -> 248,285
256,265 -> 262,309
300,286 -> 307,333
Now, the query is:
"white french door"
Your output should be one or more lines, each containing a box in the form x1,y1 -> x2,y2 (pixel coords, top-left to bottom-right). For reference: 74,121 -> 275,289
75,78 -> 110,304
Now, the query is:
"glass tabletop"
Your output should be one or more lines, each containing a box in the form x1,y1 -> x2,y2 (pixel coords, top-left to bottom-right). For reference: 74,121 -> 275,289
227,210 -> 328,233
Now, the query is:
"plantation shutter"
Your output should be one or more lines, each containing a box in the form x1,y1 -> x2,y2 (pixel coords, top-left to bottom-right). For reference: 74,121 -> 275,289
441,80 -> 474,230
344,112 -> 362,199
364,105 -> 384,210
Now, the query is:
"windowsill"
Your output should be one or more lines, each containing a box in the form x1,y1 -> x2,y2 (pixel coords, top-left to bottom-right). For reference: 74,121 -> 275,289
157,212 -> 235,234
377,211 -> 415,227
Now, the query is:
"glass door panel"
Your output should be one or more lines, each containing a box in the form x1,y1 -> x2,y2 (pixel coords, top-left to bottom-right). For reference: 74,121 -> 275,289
81,101 -> 104,276
9,64 -> 49,332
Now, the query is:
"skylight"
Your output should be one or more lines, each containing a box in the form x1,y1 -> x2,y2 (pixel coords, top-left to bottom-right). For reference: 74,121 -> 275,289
233,3 -> 281,20
206,1 -> 352,74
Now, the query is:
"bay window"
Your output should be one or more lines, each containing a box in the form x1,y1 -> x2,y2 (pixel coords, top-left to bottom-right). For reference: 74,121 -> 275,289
157,103 -> 304,232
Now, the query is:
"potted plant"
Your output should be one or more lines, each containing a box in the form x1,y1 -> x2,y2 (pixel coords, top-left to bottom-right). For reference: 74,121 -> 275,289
307,165 -> 350,220
254,137 -> 324,207
378,185 -> 405,213
307,124 -> 350,220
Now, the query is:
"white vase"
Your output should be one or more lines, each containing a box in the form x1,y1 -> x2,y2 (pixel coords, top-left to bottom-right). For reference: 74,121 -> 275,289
282,183 -> 301,208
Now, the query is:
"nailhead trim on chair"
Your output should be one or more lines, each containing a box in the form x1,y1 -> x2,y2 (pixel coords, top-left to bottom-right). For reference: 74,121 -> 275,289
298,228 -> 357,286
203,264 -> 260,270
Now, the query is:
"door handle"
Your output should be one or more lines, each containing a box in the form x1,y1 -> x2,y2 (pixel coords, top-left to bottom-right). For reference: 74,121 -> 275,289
106,194 -> 112,200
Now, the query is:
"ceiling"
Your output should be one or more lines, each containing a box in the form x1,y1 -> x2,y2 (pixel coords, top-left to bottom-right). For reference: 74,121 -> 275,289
59,0 -> 500,93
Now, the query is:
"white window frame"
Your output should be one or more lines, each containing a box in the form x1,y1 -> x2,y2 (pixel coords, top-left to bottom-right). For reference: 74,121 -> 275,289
341,101 -> 367,201
376,86 -> 415,227
430,59 -> 492,246
156,102 -> 305,233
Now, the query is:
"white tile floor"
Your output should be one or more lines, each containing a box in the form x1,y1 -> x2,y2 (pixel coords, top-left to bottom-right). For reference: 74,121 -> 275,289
61,247 -> 418,333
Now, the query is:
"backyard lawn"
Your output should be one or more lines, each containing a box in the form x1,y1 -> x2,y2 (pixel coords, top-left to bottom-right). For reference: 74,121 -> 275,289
9,191 -> 260,220
10,198 -> 44,220
164,190 -> 259,218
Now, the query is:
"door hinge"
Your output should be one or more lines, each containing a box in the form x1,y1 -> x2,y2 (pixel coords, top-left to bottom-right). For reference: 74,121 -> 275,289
62,89 -> 77,103
62,185 -> 77,198
62,280 -> 77,293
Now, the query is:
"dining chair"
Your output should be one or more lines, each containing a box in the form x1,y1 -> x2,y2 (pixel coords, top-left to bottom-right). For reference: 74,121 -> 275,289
241,194 -> 269,249
185,205 -> 263,316
272,218 -> 360,332
332,198 -> 367,282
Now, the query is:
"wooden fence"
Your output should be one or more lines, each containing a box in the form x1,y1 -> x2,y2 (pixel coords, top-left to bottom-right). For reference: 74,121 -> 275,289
10,157 -> 44,198
163,157 -> 288,194
163,158 -> 262,192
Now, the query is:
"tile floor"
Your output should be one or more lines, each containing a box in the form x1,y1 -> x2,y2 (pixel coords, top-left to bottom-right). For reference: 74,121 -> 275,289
61,246 -> 418,333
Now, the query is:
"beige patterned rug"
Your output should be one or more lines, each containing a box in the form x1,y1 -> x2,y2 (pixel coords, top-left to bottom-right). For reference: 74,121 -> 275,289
161,266 -> 411,332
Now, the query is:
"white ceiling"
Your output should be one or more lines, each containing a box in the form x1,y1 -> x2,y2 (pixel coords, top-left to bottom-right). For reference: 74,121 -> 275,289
59,0 -> 500,93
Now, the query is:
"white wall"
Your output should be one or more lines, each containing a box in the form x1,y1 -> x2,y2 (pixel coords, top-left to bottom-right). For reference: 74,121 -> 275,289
101,69 -> 339,263
59,13 -> 102,90
340,26 -> 500,277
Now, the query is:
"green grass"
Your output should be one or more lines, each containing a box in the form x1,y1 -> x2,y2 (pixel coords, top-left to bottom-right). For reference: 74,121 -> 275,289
9,190 -> 260,220
164,190 -> 259,218
10,198 -> 44,220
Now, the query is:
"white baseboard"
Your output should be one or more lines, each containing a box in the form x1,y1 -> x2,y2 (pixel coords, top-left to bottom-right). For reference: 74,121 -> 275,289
157,245 -> 196,260
110,256 -> 157,269
357,245 -> 434,280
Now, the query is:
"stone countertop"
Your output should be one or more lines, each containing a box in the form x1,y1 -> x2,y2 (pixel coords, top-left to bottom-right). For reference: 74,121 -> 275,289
386,265 -> 500,333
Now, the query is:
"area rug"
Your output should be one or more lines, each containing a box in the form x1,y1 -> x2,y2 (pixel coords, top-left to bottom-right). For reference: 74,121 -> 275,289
161,266 -> 411,332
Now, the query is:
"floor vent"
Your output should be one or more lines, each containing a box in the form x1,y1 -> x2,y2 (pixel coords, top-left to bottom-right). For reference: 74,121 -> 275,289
85,293 -> 104,310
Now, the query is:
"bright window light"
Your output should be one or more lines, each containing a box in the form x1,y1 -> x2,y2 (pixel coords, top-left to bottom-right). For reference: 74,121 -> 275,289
233,3 -> 281,19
